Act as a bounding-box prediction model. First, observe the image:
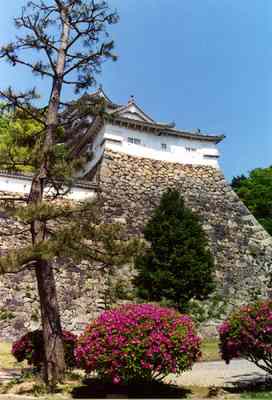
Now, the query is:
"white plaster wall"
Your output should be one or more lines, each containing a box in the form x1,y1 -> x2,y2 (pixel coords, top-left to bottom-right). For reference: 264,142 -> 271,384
62,186 -> 96,201
121,112 -> 144,121
0,175 -> 96,201
0,175 -> 32,194
103,124 -> 220,168
77,126 -> 106,178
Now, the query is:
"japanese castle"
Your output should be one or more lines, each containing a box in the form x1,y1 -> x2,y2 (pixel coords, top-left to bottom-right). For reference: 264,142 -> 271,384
0,88 -> 225,200
78,88 -> 224,179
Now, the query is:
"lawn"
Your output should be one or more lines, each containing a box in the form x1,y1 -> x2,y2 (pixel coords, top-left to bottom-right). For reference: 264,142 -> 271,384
2,339 -> 272,399
0,338 -> 220,366
200,337 -> 220,362
0,341 -> 25,369
0,338 -> 221,368
241,392 -> 272,399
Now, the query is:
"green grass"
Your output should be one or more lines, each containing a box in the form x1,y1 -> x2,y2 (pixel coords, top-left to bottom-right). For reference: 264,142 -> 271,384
1,338 -> 220,364
200,338 -> 220,362
0,338 -> 221,368
241,392 -> 272,399
0,341 -> 25,369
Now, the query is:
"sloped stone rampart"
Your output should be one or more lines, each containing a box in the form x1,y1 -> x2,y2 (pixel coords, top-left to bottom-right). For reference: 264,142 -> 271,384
0,149 -> 272,339
100,149 -> 272,300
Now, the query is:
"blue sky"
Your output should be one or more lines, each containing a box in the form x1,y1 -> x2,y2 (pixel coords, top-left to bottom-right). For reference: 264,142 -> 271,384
0,1 -> 271,181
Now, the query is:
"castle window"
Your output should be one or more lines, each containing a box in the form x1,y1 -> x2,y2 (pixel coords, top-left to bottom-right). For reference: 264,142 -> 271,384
186,147 -> 196,152
105,138 -> 122,146
161,143 -> 168,151
203,154 -> 219,159
128,137 -> 141,145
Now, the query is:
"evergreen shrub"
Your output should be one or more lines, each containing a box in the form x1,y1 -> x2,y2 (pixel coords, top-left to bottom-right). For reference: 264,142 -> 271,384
75,303 -> 201,384
135,188 -> 215,311
219,300 -> 272,373
12,330 -> 77,370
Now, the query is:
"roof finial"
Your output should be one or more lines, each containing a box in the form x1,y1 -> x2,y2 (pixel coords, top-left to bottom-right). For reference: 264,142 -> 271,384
128,94 -> 135,104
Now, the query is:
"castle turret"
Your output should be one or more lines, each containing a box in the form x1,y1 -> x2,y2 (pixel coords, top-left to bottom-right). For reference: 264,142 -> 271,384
77,89 -> 225,179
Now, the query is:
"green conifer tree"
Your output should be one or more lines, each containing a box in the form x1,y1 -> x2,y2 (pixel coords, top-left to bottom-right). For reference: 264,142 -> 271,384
135,189 -> 215,311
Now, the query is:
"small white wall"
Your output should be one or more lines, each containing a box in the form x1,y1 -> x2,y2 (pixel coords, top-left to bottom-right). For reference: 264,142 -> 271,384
102,124 -> 220,168
0,175 -> 97,201
77,126 -> 106,178
61,187 -> 96,201
0,175 -> 32,194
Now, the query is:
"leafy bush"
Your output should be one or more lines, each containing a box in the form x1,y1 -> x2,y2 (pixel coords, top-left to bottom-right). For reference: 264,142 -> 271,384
134,189 -> 215,311
218,300 -> 272,373
0,308 -> 15,321
12,330 -> 77,370
188,293 -> 228,324
231,167 -> 272,235
75,303 -> 201,384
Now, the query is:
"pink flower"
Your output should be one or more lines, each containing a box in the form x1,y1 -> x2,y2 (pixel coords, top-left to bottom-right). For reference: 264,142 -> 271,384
219,300 -> 272,371
113,376 -> 121,384
75,303 -> 201,383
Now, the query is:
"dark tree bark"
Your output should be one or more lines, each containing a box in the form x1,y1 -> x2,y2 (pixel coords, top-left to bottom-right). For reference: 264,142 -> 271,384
35,260 -> 65,387
27,5 -> 71,387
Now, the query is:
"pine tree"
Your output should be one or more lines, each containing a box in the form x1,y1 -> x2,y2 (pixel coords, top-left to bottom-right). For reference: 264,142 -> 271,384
0,0 -> 120,389
135,189 -> 215,311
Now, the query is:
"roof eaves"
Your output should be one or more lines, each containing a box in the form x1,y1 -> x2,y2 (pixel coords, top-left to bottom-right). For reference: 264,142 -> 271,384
165,128 -> 225,143
109,116 -> 225,143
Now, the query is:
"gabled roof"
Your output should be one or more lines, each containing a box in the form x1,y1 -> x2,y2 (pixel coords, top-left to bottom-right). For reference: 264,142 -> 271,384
94,89 -> 155,123
108,100 -> 155,123
83,89 -> 225,144
86,87 -> 121,109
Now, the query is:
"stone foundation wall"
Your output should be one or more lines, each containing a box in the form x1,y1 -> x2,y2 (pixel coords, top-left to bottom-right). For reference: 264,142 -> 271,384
100,149 -> 272,300
0,150 -> 272,339
0,192 -> 135,340
0,260 -> 134,340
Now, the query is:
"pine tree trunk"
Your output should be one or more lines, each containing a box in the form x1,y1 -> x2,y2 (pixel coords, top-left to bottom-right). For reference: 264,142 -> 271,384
28,61 -> 68,385
27,5 -> 71,389
29,175 -> 66,389
35,260 -> 65,389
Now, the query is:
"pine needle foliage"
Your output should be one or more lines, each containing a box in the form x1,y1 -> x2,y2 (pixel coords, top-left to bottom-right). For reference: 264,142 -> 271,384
0,200 -> 143,274
134,189 -> 215,311
0,108 -> 44,173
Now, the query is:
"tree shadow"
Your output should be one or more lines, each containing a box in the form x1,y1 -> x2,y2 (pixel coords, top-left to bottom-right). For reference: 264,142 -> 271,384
71,378 -> 191,399
224,373 -> 272,394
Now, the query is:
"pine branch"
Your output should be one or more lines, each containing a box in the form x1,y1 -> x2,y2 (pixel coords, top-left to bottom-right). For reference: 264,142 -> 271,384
0,221 -> 143,274
14,200 -> 98,225
0,88 -> 46,126
0,228 -> 29,237
0,45 -> 54,78
0,263 -> 36,275
0,245 -> 38,274
0,197 -> 27,201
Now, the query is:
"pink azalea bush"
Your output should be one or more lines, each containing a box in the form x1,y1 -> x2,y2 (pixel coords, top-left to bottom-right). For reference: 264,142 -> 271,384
75,303 -> 201,384
219,300 -> 272,373
12,330 -> 77,371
